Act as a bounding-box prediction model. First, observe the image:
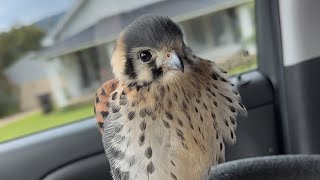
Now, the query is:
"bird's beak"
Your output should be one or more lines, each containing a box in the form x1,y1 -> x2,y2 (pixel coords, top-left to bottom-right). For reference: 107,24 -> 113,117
161,51 -> 184,72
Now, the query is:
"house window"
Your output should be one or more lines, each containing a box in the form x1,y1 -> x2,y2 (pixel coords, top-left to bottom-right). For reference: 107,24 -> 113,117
97,42 -> 115,81
180,3 -> 256,76
75,47 -> 101,88
180,19 -> 207,51
88,47 -> 100,81
76,51 -> 90,88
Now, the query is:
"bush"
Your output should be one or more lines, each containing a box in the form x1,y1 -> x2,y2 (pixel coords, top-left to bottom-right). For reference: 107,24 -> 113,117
0,74 -> 19,118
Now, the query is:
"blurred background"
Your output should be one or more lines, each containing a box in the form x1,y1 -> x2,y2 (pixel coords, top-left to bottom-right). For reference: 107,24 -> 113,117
0,0 -> 256,142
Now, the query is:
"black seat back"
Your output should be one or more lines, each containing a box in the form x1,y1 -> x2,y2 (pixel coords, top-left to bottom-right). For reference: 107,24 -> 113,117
210,155 -> 320,180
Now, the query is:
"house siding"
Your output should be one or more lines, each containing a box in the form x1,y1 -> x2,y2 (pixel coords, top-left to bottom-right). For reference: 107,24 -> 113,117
20,78 -> 52,111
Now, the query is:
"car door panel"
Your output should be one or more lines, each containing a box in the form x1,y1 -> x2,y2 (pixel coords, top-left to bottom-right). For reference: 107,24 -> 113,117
0,120 -> 104,180
227,71 -> 280,160
43,153 -> 111,180
0,71 -> 279,180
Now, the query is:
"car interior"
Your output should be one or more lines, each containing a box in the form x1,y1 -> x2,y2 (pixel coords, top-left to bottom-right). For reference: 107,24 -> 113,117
1,0 -> 320,180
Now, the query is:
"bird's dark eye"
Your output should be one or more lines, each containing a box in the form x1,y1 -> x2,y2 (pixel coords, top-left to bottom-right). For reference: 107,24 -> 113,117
139,51 -> 152,62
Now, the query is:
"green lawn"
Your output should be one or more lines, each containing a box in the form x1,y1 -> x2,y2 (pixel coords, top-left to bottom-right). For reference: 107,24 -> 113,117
0,103 -> 94,142
228,57 -> 258,76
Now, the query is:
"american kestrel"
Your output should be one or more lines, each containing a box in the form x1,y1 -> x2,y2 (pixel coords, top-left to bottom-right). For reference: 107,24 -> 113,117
94,15 -> 247,180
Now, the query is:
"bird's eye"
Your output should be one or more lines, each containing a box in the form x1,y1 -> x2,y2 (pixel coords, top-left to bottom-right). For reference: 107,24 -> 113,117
139,51 -> 152,62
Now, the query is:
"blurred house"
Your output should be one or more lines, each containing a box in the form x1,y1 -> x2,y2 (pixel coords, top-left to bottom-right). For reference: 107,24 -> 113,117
4,52 -> 66,111
33,12 -> 65,33
3,12 -> 67,111
37,0 -> 255,108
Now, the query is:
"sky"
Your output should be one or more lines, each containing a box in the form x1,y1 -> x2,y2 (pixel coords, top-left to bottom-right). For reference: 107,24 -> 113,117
0,0 -> 74,32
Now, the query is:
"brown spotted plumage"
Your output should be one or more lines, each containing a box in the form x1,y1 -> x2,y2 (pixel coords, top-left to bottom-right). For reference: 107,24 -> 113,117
94,79 -> 119,134
94,15 -> 247,180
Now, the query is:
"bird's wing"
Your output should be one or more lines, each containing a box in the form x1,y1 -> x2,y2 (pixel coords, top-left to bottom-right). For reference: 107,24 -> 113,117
205,59 -> 247,162
94,79 -> 119,134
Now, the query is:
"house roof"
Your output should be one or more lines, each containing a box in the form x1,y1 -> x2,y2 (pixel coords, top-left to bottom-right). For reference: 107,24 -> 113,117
39,0 -> 250,59
4,53 -> 53,84
43,0 -> 86,43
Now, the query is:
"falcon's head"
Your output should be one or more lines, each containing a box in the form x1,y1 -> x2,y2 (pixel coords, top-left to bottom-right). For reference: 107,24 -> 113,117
111,15 -> 189,86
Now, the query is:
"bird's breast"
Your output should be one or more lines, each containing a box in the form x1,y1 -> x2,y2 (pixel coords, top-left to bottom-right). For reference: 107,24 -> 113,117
104,79 -> 220,180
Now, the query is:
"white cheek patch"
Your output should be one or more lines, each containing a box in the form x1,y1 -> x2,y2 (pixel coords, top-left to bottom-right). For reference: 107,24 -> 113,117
133,60 -> 154,83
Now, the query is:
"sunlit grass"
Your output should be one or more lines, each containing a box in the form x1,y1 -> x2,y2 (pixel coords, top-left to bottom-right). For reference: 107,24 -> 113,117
227,56 -> 258,76
228,59 -> 258,76
0,103 -> 94,142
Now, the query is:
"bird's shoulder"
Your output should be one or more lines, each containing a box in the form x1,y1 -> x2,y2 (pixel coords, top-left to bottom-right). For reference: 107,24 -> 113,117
94,79 -> 119,134
191,55 -> 247,144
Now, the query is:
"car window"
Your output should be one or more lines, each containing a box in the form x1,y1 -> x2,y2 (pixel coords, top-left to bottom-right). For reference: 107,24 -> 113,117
179,3 -> 257,76
0,1 -> 256,142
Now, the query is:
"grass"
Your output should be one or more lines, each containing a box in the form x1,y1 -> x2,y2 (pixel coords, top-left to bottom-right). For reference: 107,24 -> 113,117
228,57 -> 258,76
0,103 -> 94,142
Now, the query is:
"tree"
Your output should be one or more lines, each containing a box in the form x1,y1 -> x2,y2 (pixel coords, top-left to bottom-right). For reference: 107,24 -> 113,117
0,25 -> 44,117
0,25 -> 44,69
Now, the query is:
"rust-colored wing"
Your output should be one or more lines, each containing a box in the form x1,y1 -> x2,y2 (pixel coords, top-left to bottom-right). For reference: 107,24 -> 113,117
94,79 -> 119,134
